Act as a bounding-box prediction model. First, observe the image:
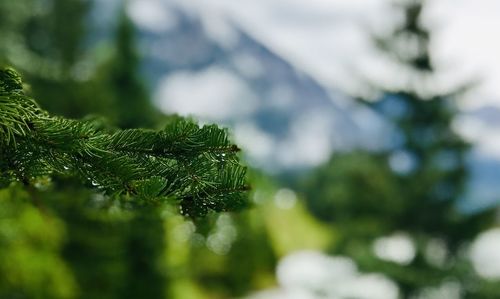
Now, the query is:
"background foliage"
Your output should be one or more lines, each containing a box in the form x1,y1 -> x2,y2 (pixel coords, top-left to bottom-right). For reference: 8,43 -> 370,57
0,0 -> 499,299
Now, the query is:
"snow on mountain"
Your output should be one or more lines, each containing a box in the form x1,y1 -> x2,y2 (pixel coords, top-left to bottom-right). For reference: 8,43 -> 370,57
91,0 -> 499,209
126,0 -> 393,170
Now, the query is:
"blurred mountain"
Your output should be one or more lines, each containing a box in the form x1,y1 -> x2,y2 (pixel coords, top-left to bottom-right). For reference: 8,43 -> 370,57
120,0 -> 393,171
91,0 -> 499,210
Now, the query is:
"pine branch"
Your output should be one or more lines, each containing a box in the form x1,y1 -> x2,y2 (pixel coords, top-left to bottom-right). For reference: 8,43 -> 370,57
0,68 -> 249,216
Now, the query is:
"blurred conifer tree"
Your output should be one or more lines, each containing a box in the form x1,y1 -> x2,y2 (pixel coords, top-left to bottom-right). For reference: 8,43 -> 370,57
301,1 -> 499,298
0,2 -> 248,299
97,10 -> 162,129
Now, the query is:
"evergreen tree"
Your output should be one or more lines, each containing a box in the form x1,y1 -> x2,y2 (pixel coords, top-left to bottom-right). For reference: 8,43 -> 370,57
97,10 -> 162,129
0,2 -> 205,297
1,43 -> 247,299
22,0 -> 93,116
301,1 -> 499,298
101,10 -> 165,298
1,2 -> 263,299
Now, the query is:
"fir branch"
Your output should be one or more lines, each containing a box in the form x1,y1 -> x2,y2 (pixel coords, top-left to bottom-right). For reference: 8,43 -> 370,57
0,68 -> 249,216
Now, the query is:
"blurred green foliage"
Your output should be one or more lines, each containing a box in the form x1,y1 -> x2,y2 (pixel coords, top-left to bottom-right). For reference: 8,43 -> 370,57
0,1 -> 258,298
1,0 -> 499,299
0,186 -> 77,299
302,152 -> 404,236
0,1 -> 170,297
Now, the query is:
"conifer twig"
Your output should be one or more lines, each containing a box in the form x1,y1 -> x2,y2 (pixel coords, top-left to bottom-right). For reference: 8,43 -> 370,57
0,68 -> 249,217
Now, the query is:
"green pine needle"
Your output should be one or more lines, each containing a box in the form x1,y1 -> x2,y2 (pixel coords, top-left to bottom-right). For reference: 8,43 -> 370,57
0,68 -> 249,216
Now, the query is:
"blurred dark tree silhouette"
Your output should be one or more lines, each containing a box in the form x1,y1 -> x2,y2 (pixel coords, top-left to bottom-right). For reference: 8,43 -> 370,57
95,10 -> 162,129
301,1 -> 499,298
0,1 -> 168,297
23,2 -> 168,298
0,1 -> 248,299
